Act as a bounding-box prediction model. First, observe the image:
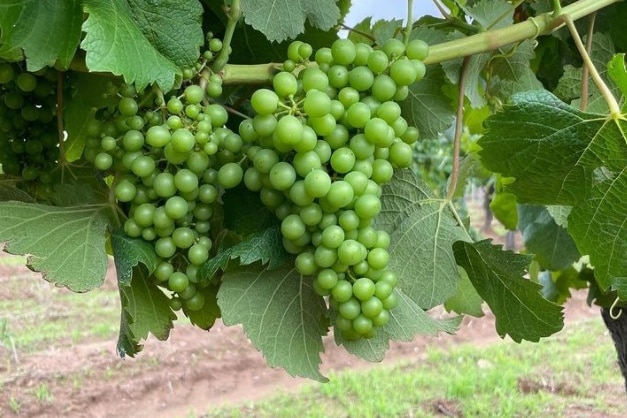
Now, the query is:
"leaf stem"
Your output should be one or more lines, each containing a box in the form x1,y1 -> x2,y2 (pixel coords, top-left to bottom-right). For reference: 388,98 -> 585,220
447,56 -> 470,201
553,0 -> 563,16
56,72 -> 66,163
424,0 -> 621,65
339,24 -> 375,42
404,0 -> 414,45
212,0 -> 241,73
221,63 -> 281,85
579,13 -> 596,112
564,15 -> 621,117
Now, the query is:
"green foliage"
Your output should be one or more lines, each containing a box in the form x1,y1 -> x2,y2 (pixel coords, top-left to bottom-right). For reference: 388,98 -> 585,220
376,169 -> 469,309
0,0 -> 83,70
218,263 -> 329,381
454,240 -> 564,342
0,201 -> 110,292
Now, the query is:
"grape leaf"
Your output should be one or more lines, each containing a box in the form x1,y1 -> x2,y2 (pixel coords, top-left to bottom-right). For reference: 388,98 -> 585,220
0,184 -> 34,202
0,0 -> 82,70
444,267 -> 485,317
466,0 -> 514,30
539,267 -> 588,305
336,289 -> 461,362
221,185 -> 275,236
198,226 -> 289,283
454,240 -> 564,342
217,263 -> 329,381
479,91 -> 627,295
371,19 -> 403,45
608,53 -> 627,110
126,0 -> 203,68
478,90 -> 604,205
240,0 -> 340,42
81,0 -> 183,91
111,229 -> 160,286
375,169 -> 470,309
518,204 -> 580,271
546,205 -> 572,228
117,266 -> 176,357
489,189 -> 518,230
0,201 -> 110,292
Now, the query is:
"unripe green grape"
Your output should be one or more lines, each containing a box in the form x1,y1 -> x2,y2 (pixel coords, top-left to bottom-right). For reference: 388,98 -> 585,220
338,87 -> 360,108
348,66 -> 374,92
389,141 -> 414,168
364,118 -> 394,147
253,148 -> 279,174
327,65 -> 349,89
133,203 -> 156,227
287,40 -> 304,62
412,59 -> 426,82
281,213 -> 306,241
275,115 -> 303,146
406,39 -> 429,61
393,85 -> 409,101
122,130 -> 145,151
123,218 -> 142,238
331,280 -> 353,303
167,115 -> 184,129
206,80 -> 223,98
339,298 -> 361,320
164,196 -> 189,219
186,151 -> 210,174
251,88 -> 279,115
316,268 -> 339,290
371,159 -> 394,184
131,155 -> 156,178
382,38 -> 405,58
298,42 -> 313,60
154,261 -> 174,282
301,67 -> 329,92
295,252 -> 317,275
185,104 -> 201,119
168,271 -> 189,293
331,38 -> 356,66
371,74 -> 397,102
375,230 -> 391,249
314,245 -> 337,268
115,180 -> 137,202
354,194 -> 381,220
174,168 -> 198,193
338,210 -> 360,231
321,224 -> 345,249
260,187 -> 285,208
315,47 -> 333,65
217,162 -> 243,189
304,169 -> 331,198
155,237 -> 177,259
273,71 -> 298,98
324,124 -> 349,149
269,161 -> 296,191
170,128 -> 195,153
344,171 -> 369,195
374,280 -> 394,300
16,72 -> 37,92
184,84 -> 204,104
381,292 -> 398,310
171,227 -> 196,249
376,101 -> 402,124
345,102 -> 371,129
94,152 -> 113,170
283,59 -> 296,72
252,114 -> 278,138
170,297 -> 183,311
390,58 -> 418,86
118,97 -> 138,117
368,247 -> 389,270
357,226 -> 379,248
330,147 -> 356,174
299,203 -> 323,226
353,314 -> 374,334
309,113 -> 336,136
0,63 -> 15,84
243,167 -> 264,192
206,104 -> 228,127
303,89 -> 332,118
293,150 -> 321,177
288,180 -> 314,207
337,239 -> 366,265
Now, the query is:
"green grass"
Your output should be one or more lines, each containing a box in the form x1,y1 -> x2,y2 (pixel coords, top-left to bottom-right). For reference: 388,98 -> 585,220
0,256 -> 120,353
204,318 -> 623,418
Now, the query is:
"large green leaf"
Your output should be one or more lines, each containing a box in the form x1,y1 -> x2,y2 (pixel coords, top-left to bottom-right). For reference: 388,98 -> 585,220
336,289 -> 461,362
217,263 -> 329,381
81,0 -> 186,91
478,90 -> 606,205
479,90 -> 627,297
240,0 -> 340,42
375,169 -> 470,309
0,201 -> 110,292
0,0 -> 82,70
117,266 -> 176,357
518,205 -> 580,271
454,240 -> 564,342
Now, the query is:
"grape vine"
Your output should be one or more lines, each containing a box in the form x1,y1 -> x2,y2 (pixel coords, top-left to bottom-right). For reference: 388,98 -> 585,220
0,0 -> 625,383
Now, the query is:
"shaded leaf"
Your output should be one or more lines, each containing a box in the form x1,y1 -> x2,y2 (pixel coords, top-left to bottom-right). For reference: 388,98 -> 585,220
0,0 -> 82,70
111,229 -> 160,286
444,267 -> 485,317
182,284 -> 221,330
221,185 -> 275,236
454,240 -> 564,342
218,263 -> 329,381
518,204 -> 580,271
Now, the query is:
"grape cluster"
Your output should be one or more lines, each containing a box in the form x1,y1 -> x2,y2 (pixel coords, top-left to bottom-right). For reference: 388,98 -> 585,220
236,37 -> 427,340
0,62 -> 61,182
85,82 -> 242,313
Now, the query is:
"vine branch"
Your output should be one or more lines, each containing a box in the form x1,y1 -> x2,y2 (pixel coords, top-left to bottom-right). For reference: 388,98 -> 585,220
403,0 -> 414,45
212,0 -> 241,73
447,57 -> 470,201
580,13 -> 596,112
564,15 -> 621,118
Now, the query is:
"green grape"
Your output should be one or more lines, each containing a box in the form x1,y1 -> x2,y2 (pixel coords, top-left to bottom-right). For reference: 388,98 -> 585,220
304,169 -> 331,198
184,84 -> 204,104
168,271 -> 189,292
289,180 -> 314,206
303,90 -> 331,118
293,150 -> 321,177
331,39 -> 356,66
324,125 -> 349,149
253,114 -> 278,138
281,213 -> 306,241
164,196 -> 189,219
0,63 -> 14,84
133,203 -> 156,227
287,40 -> 304,62
269,161 -> 296,191
390,58 -> 418,86
309,113 -> 336,136
330,147 -> 356,174
16,72 -> 37,92
371,74 -> 397,102
301,67 -> 329,92
354,194 -> 381,220
251,88 -> 279,115
115,180 -> 137,202
337,239 -> 366,265
406,39 -> 429,61
338,87 -> 360,108
274,115 -> 303,146
174,168 -> 199,193
131,155 -> 156,178
253,148 -> 279,174
316,269 -> 338,290
389,141 -> 414,168
352,314 -> 373,334
382,38 -> 405,58
94,152 -> 113,171
325,180 -> 354,209
371,159 -> 394,184
328,65 -> 349,89
346,102 -> 371,129
299,203 -> 323,226
344,171 -> 369,195
321,225 -> 345,249
314,245 -> 337,268
295,252 -> 317,275
348,66 -> 374,92
273,71 -> 298,98
217,162 -> 243,189
339,298 -> 361,320
331,280 -> 353,302
338,210 -> 360,231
